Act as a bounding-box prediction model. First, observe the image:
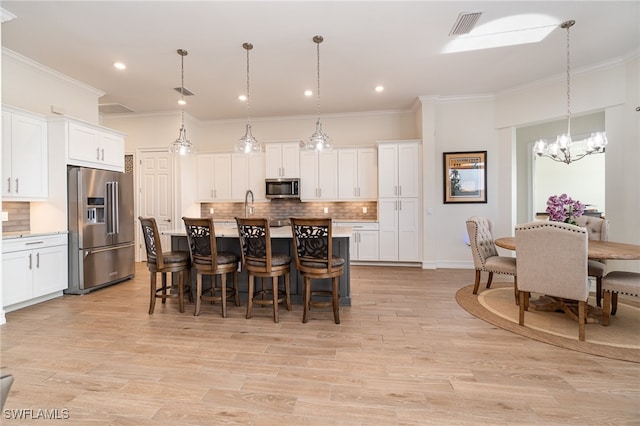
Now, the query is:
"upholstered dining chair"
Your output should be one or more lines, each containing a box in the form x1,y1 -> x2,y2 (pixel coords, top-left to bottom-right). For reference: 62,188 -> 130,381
139,216 -> 192,314
466,216 -> 518,302
182,217 -> 240,318
290,218 -> 344,324
515,221 -> 590,341
601,271 -> 640,326
236,217 -> 292,323
575,216 -> 609,307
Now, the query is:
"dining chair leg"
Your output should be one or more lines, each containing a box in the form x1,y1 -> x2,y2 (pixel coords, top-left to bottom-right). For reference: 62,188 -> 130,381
332,276 -> 340,324
486,272 -> 494,289
602,290 -> 611,326
149,271 -> 157,315
194,274 -> 203,316
472,270 -> 481,294
578,300 -> 586,342
611,292 -> 619,315
246,275 -> 255,319
161,273 -> 168,304
596,277 -> 602,307
513,277 -> 519,305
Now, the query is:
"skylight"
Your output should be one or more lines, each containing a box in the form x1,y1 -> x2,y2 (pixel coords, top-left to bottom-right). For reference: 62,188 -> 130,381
443,14 -> 559,54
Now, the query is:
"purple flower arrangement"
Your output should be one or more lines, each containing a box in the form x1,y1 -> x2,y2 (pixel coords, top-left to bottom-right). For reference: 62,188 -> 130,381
546,194 -> 585,225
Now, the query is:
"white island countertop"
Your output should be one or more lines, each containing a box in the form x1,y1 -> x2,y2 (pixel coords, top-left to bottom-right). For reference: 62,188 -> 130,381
163,225 -> 353,239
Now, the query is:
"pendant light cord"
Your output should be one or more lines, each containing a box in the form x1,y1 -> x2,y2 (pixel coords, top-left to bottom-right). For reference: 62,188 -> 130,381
565,22 -> 571,136
316,37 -> 321,119
246,45 -> 251,126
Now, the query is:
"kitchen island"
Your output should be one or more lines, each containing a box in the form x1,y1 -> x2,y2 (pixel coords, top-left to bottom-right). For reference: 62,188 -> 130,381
163,224 -> 352,306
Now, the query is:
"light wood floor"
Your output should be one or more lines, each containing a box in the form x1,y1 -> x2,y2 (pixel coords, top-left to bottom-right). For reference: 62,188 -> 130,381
1,263 -> 639,425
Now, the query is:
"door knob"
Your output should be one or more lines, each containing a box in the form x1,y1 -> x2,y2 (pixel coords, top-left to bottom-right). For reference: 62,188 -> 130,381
163,219 -> 172,222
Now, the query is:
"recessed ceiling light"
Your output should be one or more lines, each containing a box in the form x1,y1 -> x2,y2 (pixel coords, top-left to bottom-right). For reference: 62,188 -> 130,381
238,95 -> 247,101
113,62 -> 126,70
375,85 -> 384,92
304,90 -> 313,97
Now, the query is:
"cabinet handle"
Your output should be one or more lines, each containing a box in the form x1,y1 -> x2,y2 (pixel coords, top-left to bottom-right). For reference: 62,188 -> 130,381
36,252 -> 40,268
399,200 -> 402,210
211,189 -> 214,198
7,178 -> 10,193
319,188 -> 321,197
15,178 -> 19,193
399,185 -> 402,196
101,148 -> 105,161
357,187 -> 360,197
214,189 -> 217,199
28,253 -> 32,270
394,185 -> 398,196
96,147 -> 100,161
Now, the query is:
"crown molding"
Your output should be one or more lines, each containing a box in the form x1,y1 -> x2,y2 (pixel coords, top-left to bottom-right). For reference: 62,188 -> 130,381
2,47 -> 104,97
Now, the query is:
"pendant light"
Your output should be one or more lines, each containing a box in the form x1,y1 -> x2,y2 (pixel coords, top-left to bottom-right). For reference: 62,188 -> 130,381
533,20 -> 608,164
235,42 -> 262,154
169,49 -> 194,155
306,35 -> 331,151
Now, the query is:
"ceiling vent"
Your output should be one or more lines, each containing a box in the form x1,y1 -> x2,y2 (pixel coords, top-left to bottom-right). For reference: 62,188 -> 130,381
173,86 -> 194,96
449,11 -> 482,36
99,103 -> 135,114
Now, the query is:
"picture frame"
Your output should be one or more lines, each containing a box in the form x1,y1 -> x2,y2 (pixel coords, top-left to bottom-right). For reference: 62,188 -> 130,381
443,151 -> 487,204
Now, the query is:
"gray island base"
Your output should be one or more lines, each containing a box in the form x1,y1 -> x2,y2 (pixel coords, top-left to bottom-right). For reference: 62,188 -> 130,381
165,225 -> 351,306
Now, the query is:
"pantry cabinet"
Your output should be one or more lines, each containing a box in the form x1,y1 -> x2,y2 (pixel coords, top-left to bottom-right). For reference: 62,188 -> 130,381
300,150 -> 338,200
337,147 -> 377,200
2,234 -> 68,311
265,142 -> 300,178
378,140 -> 421,262
196,153 -> 232,201
1,107 -> 48,199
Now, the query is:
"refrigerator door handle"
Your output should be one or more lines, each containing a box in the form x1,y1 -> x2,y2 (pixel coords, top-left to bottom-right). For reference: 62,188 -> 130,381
106,182 -> 113,235
114,181 -> 120,235
84,242 -> 135,257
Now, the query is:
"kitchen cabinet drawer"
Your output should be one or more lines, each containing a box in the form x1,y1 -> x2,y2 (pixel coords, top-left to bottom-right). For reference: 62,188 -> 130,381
2,234 -> 68,311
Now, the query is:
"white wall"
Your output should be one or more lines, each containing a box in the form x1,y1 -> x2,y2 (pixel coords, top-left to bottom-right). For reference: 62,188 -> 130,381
2,48 -> 102,123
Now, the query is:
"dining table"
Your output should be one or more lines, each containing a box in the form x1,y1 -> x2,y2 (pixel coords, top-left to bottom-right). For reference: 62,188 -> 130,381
494,236 -> 640,322
494,237 -> 640,260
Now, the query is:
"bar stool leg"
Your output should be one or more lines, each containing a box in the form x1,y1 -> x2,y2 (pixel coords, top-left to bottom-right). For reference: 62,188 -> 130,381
332,276 -> 340,324
272,276 -> 279,323
149,272 -> 157,315
246,275 -> 254,319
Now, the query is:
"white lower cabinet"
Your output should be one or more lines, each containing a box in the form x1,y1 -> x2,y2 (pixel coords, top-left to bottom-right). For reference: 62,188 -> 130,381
378,198 -> 421,262
2,234 -> 68,311
337,222 -> 379,262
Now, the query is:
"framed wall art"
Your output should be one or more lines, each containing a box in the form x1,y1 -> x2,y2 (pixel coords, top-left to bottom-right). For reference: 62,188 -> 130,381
443,151 -> 487,204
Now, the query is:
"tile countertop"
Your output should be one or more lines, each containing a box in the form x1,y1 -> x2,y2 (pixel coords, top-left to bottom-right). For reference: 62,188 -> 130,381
2,230 -> 69,240
164,225 -> 353,239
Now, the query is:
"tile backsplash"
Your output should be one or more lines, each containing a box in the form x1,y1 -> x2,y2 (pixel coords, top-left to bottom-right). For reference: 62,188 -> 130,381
2,202 -> 30,233
200,200 -> 378,222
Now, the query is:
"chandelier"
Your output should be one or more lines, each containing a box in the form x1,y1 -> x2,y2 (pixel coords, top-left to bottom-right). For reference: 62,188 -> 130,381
306,35 -> 331,151
236,42 -> 262,154
169,49 -> 194,155
533,20 -> 608,164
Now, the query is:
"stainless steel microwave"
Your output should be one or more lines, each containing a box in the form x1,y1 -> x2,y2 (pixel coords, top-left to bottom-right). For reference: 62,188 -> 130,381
265,178 -> 300,199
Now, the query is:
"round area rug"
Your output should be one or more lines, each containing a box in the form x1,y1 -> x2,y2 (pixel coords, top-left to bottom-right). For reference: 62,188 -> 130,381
456,283 -> 640,363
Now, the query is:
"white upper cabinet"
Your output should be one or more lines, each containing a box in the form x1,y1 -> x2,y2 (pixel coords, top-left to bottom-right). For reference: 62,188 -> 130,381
196,153 -> 232,201
300,150 -> 338,200
231,153 -> 266,201
48,116 -> 125,172
265,142 -> 300,178
378,141 -> 420,198
338,147 -> 377,200
2,107 -> 48,200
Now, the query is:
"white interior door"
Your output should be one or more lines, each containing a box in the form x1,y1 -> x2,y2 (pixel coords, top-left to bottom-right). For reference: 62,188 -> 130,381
137,150 -> 174,261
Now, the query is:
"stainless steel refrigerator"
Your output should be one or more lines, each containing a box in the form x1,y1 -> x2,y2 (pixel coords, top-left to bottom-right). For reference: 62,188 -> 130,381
66,166 -> 135,294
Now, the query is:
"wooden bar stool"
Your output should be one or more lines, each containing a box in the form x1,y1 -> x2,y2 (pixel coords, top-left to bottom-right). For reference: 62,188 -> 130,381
236,217 -> 291,323
290,217 -> 344,324
139,217 -> 192,314
182,217 -> 240,318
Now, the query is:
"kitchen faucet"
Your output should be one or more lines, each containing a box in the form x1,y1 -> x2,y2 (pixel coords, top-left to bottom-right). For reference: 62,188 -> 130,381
244,189 -> 254,217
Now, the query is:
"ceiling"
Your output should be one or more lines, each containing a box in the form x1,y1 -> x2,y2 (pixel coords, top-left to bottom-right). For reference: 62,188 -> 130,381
1,1 -> 638,122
